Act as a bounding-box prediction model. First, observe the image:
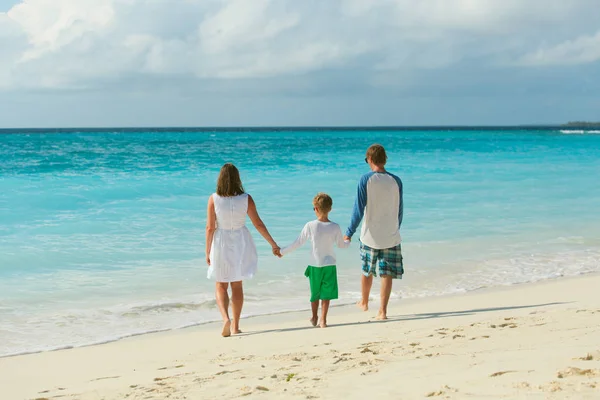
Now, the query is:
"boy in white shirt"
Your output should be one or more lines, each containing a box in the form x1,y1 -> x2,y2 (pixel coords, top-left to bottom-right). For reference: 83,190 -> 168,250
281,193 -> 350,328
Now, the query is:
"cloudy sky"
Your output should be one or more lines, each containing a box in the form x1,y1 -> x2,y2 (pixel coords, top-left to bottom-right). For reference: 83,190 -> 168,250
1,0 -> 599,128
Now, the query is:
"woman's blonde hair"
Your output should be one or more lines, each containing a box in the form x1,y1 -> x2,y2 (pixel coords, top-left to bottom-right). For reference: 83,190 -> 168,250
216,163 -> 245,197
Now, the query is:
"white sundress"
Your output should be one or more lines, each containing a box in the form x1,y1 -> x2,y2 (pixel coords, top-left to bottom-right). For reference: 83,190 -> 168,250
207,193 -> 258,282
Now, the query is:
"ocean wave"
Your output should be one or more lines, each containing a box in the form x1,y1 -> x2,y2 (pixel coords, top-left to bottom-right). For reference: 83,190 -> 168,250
123,300 -> 217,316
560,130 -> 600,135
560,130 -> 585,134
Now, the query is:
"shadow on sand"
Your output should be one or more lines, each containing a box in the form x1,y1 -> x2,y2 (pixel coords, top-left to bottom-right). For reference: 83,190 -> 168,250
237,302 -> 568,337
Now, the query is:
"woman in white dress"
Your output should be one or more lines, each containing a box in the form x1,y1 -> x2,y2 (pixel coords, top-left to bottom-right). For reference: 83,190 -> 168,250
205,163 -> 281,337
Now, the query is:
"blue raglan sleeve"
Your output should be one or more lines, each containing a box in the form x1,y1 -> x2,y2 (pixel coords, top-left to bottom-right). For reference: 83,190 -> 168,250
345,174 -> 370,238
393,174 -> 404,227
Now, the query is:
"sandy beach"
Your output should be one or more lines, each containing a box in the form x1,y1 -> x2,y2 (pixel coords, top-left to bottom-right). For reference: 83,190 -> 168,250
2,274 -> 600,400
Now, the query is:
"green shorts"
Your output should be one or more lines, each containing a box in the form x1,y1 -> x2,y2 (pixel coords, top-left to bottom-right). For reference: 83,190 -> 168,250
304,265 -> 338,302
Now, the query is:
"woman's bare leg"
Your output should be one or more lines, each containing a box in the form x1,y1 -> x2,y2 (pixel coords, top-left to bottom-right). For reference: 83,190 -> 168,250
230,281 -> 244,334
216,282 -> 231,337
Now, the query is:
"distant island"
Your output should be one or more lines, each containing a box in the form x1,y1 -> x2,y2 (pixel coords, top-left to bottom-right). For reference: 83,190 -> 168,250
561,121 -> 600,128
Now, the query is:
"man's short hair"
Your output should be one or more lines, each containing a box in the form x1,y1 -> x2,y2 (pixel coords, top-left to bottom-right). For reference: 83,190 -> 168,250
313,192 -> 333,213
366,144 -> 387,166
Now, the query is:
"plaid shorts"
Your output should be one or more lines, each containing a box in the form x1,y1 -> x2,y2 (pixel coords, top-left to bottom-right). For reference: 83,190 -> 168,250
360,242 -> 404,279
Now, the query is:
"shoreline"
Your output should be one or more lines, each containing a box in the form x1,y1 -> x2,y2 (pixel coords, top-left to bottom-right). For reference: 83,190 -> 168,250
2,272 -> 600,399
3,271 -> 598,360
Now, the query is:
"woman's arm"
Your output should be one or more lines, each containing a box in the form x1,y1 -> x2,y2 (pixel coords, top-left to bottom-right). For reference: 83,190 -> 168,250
247,195 -> 279,253
205,195 -> 217,265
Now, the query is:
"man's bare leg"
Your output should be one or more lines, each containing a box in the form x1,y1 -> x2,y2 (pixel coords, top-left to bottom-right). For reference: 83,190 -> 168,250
320,300 -> 330,328
215,282 -> 231,337
357,274 -> 373,311
310,301 -> 318,327
377,276 -> 393,320
230,281 -> 244,334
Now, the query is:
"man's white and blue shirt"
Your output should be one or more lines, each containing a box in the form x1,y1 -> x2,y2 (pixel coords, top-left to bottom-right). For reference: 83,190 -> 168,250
345,171 -> 403,250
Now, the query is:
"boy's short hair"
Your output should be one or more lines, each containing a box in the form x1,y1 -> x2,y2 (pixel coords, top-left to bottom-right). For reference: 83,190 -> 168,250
313,192 -> 333,213
366,144 -> 387,166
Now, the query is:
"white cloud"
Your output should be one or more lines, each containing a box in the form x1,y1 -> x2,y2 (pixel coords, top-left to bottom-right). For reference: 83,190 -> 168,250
518,30 -> 600,66
1,0 -> 599,91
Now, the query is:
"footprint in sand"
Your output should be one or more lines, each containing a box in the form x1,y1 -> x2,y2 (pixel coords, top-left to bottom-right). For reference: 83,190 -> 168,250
215,370 -> 240,376
426,387 -> 458,398
575,351 -> 600,361
557,367 -> 600,378
158,364 -> 185,371
490,370 -> 517,377
540,381 -> 563,393
360,347 -> 378,354
91,376 -> 120,381
426,391 -> 444,397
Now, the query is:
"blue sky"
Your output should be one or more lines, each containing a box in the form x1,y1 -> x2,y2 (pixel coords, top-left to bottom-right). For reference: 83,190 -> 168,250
1,0 -> 600,128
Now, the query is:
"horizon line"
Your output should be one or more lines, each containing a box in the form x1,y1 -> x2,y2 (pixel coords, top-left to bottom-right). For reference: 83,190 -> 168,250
0,123 -> 587,132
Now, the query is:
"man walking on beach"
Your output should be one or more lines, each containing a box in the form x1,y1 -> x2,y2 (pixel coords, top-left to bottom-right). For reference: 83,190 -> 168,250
344,144 -> 403,320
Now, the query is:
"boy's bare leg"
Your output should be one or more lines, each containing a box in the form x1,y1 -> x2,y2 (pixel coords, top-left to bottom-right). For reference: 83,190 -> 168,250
215,282 -> 231,337
310,301 -> 318,326
320,300 -> 330,328
357,274 -> 373,311
376,276 -> 393,320
230,281 -> 244,334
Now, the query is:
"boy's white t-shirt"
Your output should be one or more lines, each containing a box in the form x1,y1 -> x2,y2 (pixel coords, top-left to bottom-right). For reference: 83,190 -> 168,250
281,220 -> 350,267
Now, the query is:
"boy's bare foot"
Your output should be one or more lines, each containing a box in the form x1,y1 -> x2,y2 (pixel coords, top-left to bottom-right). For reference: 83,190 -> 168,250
320,321 -> 328,328
310,317 -> 318,327
375,311 -> 388,320
356,300 -> 368,311
222,320 -> 231,337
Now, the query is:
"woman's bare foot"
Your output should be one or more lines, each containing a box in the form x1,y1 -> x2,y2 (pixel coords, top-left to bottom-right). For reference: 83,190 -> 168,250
356,300 -> 368,311
375,311 -> 388,320
310,317 -> 318,327
222,320 -> 231,337
319,320 -> 328,328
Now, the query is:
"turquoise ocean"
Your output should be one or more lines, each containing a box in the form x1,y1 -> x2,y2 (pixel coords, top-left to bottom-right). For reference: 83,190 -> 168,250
1,128 -> 600,357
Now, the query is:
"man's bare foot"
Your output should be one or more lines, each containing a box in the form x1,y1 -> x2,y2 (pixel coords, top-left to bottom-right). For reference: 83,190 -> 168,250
310,317 -> 318,327
222,320 -> 231,337
320,320 -> 327,328
375,311 -> 388,320
356,300 -> 368,311
233,329 -> 242,334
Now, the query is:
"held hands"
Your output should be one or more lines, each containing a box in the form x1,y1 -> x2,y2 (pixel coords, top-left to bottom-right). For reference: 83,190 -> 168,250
343,235 -> 352,242
272,245 -> 282,258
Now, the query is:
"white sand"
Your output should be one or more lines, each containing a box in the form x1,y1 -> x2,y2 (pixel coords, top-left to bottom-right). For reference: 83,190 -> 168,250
2,274 -> 600,399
